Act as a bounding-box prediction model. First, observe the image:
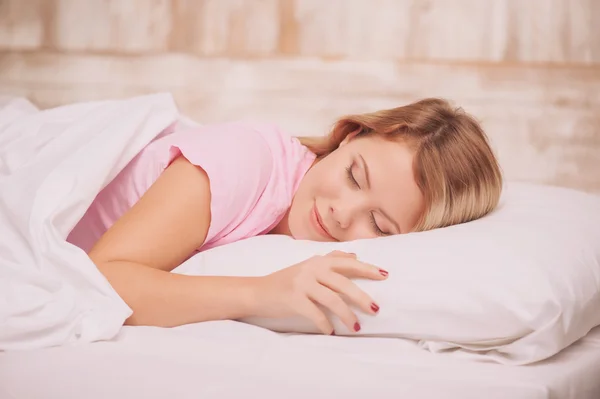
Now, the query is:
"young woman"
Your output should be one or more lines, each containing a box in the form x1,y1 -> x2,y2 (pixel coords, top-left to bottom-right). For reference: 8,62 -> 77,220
67,97 -> 503,335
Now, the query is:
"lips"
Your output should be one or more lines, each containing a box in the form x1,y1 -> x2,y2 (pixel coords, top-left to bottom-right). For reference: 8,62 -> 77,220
312,202 -> 335,240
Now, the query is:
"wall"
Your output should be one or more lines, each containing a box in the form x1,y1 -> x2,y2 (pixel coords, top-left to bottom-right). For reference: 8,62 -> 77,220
1,0 -> 599,192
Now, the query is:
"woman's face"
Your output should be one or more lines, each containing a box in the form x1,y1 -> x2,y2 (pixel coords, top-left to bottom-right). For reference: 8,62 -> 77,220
273,134 -> 425,242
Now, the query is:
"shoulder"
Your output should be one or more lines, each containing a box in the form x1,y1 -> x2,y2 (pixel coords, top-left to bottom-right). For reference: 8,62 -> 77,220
172,121 -> 315,249
186,120 -> 307,156
170,121 -> 276,164
219,121 -> 316,177
152,121 -> 314,249
217,121 -> 317,202
161,120 -> 313,177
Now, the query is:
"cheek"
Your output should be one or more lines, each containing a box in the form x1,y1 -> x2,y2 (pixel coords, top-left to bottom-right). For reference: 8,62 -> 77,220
389,185 -> 424,230
324,164 -> 347,194
305,165 -> 339,198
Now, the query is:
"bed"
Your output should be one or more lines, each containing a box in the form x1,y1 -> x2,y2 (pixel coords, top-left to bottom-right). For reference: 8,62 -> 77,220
2,322 -> 600,399
1,94 -> 599,399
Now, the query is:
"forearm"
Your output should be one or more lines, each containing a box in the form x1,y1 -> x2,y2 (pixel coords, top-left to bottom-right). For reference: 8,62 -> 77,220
96,260 -> 260,327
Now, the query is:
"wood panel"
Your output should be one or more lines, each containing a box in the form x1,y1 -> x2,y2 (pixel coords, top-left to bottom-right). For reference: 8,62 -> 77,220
0,0 -> 598,64
0,0 -> 48,49
51,0 -> 173,52
291,0 -> 600,64
169,0 -> 281,56
1,51 -> 598,192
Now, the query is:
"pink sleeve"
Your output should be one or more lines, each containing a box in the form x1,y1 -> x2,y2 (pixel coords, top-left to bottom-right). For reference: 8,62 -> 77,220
151,122 -> 275,249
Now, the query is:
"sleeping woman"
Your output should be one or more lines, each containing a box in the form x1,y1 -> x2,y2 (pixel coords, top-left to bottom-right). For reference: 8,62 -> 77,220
67,97 -> 503,335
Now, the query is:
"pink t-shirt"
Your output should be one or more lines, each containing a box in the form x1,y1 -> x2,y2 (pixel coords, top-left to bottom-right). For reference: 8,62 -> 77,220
66,121 -> 316,253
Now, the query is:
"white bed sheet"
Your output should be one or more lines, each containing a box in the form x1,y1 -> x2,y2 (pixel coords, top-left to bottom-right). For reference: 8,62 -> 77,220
1,322 -> 599,399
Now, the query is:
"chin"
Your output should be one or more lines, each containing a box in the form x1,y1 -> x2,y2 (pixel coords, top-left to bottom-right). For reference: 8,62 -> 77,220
284,222 -> 300,240
288,230 -> 307,240
286,225 -> 312,241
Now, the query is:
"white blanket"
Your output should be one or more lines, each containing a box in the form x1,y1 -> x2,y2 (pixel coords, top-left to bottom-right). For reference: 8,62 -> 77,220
0,94 -> 179,350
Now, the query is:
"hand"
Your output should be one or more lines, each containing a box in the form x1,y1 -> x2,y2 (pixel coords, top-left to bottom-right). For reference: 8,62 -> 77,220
252,250 -> 389,335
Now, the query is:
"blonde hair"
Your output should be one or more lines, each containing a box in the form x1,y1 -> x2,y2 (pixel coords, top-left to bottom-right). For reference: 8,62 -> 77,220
298,98 -> 503,232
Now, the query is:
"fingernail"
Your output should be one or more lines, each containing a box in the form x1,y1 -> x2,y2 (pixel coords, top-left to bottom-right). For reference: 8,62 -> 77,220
379,269 -> 389,277
354,322 -> 361,332
370,303 -> 380,313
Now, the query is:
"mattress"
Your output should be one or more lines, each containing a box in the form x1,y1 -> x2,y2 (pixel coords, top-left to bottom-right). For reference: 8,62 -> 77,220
2,322 -> 599,399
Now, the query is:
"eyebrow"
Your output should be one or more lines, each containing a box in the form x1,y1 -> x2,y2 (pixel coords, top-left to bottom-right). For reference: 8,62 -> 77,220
358,154 -> 371,189
358,154 -> 402,234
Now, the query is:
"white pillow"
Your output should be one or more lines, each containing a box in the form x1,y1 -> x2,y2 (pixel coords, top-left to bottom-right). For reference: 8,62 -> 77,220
173,182 -> 600,365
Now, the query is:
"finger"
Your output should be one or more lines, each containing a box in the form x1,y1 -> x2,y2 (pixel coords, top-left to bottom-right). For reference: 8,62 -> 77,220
318,271 -> 379,315
297,297 -> 335,335
326,257 -> 389,280
325,250 -> 357,259
308,284 -> 360,333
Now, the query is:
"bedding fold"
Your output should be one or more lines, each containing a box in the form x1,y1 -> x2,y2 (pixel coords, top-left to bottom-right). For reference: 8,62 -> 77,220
0,94 -> 179,350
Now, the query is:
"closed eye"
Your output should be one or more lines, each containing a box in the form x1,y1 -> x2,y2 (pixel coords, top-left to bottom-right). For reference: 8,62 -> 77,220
370,213 -> 388,236
347,163 -> 389,236
346,164 -> 360,189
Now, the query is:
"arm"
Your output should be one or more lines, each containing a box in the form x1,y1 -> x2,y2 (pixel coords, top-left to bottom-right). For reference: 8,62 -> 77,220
88,142 -> 386,333
88,156 -> 260,327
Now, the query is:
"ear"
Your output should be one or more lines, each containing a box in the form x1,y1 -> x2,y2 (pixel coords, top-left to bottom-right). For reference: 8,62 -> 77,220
339,129 -> 361,147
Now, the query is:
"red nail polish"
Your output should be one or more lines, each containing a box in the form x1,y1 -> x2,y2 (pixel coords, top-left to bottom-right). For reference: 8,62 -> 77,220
370,303 -> 379,313
354,322 -> 361,332
379,269 -> 389,277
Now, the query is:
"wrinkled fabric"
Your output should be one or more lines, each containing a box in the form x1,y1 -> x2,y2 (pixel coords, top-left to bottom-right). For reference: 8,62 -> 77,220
0,94 -> 178,350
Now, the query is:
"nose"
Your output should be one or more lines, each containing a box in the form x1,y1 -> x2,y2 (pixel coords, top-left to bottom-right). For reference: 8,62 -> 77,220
330,196 -> 365,230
